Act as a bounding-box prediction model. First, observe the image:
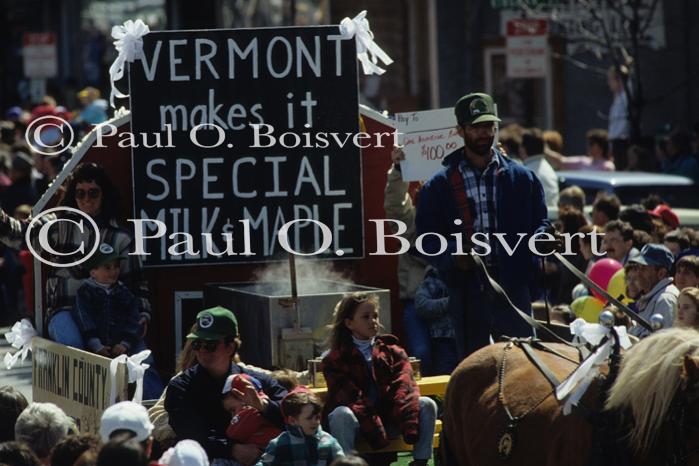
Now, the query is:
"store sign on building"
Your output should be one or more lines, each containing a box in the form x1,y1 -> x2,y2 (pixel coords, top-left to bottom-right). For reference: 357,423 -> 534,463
499,1 -> 666,53
506,19 -> 549,78
23,32 -> 58,79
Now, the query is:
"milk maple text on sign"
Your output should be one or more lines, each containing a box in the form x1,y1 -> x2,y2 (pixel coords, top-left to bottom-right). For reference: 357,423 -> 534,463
128,27 -> 361,265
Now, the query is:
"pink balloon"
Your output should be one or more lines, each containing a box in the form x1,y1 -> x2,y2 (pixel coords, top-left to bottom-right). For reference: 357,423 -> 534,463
588,258 -> 623,301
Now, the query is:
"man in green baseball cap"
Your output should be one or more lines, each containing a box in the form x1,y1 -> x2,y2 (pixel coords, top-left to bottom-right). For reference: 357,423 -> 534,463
187,306 -> 239,340
453,92 -> 501,159
414,91 -> 557,358
165,306 -> 288,465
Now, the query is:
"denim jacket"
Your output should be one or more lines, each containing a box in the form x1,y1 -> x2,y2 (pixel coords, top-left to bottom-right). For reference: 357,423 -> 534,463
71,278 -> 142,352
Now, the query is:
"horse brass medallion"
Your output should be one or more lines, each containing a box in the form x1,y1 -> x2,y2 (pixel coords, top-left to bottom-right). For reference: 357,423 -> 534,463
497,425 -> 515,460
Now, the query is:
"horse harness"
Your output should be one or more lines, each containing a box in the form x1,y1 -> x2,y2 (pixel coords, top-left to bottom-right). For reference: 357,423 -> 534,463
496,338 -> 582,460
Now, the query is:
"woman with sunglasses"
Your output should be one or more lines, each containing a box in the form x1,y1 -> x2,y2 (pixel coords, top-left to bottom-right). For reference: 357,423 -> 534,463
0,163 -> 153,352
47,163 -> 153,350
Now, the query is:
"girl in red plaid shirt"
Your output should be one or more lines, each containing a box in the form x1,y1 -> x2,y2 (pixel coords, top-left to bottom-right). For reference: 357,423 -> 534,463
321,293 -> 437,466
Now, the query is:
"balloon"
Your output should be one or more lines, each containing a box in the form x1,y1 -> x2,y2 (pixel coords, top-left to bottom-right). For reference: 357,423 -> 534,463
571,283 -> 589,301
571,296 -> 605,323
588,258 -> 623,301
607,268 -> 632,304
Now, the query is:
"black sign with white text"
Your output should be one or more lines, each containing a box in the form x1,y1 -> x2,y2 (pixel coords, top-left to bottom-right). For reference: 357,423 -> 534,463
128,26 -> 361,266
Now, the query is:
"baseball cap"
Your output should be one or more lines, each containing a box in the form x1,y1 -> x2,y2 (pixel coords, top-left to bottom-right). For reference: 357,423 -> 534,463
84,243 -> 121,271
628,243 -> 675,270
186,306 -> 239,340
649,204 -> 680,229
5,106 -> 22,120
454,93 -> 501,126
77,87 -> 100,100
159,440 -> 208,466
222,373 -> 264,396
100,401 -> 154,442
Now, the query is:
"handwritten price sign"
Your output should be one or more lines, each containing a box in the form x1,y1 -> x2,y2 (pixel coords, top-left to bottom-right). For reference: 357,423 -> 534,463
395,108 -> 463,181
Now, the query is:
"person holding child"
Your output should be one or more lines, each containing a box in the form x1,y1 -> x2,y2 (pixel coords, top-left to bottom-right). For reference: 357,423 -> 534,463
71,242 -> 163,399
165,306 -> 287,466
256,388 -> 344,465
321,293 -> 437,466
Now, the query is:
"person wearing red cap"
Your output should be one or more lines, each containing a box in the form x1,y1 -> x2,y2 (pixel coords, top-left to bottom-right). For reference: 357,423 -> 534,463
222,374 -> 282,450
650,204 -> 680,230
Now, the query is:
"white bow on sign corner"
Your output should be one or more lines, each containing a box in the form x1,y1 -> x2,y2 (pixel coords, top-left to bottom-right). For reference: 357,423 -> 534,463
339,11 -> 394,75
3,319 -> 37,370
109,349 -> 151,405
109,19 -> 150,108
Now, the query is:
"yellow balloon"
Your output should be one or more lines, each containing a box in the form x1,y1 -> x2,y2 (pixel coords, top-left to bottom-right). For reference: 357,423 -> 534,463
571,296 -> 605,323
607,268 -> 632,304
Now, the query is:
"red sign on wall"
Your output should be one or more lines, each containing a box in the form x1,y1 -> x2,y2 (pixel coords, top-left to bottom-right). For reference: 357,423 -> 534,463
506,19 -> 549,78
23,32 -> 58,79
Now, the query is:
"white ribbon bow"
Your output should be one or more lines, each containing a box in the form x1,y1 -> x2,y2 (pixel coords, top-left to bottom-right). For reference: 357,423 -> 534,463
109,349 -> 151,405
339,11 -> 394,75
108,19 -> 150,108
3,319 -> 37,370
556,318 -> 631,415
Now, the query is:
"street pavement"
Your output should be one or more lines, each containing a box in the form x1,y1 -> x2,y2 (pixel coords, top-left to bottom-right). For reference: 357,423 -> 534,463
0,326 -> 33,401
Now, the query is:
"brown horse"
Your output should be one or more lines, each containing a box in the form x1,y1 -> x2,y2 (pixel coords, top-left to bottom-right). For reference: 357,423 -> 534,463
443,328 -> 699,466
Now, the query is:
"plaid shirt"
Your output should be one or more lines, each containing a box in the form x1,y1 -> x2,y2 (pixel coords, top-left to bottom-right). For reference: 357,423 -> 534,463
256,425 -> 344,466
321,334 -> 420,450
458,151 -> 501,266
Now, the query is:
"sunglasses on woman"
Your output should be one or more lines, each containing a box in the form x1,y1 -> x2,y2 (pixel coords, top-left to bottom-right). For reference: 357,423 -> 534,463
191,339 -> 221,352
75,188 -> 102,200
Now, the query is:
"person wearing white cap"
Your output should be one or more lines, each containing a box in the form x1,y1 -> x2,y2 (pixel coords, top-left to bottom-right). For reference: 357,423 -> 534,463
159,440 -> 209,466
100,401 -> 155,459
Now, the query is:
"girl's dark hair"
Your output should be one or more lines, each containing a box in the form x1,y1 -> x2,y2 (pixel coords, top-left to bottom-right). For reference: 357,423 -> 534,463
50,433 -> 101,466
96,433 -> 148,466
0,441 -> 41,466
327,293 -> 380,350
0,386 -> 28,442
60,163 -> 121,222
556,207 -> 588,254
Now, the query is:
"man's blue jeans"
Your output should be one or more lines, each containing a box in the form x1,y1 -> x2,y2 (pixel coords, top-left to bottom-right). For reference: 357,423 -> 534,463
430,338 -> 460,375
328,397 -> 438,460
402,300 -> 433,375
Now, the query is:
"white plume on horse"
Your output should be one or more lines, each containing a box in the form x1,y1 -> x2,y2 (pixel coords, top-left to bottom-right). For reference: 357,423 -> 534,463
605,327 -> 699,455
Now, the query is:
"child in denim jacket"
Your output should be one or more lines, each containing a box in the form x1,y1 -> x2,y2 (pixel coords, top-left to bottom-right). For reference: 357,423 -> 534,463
71,243 -> 143,357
